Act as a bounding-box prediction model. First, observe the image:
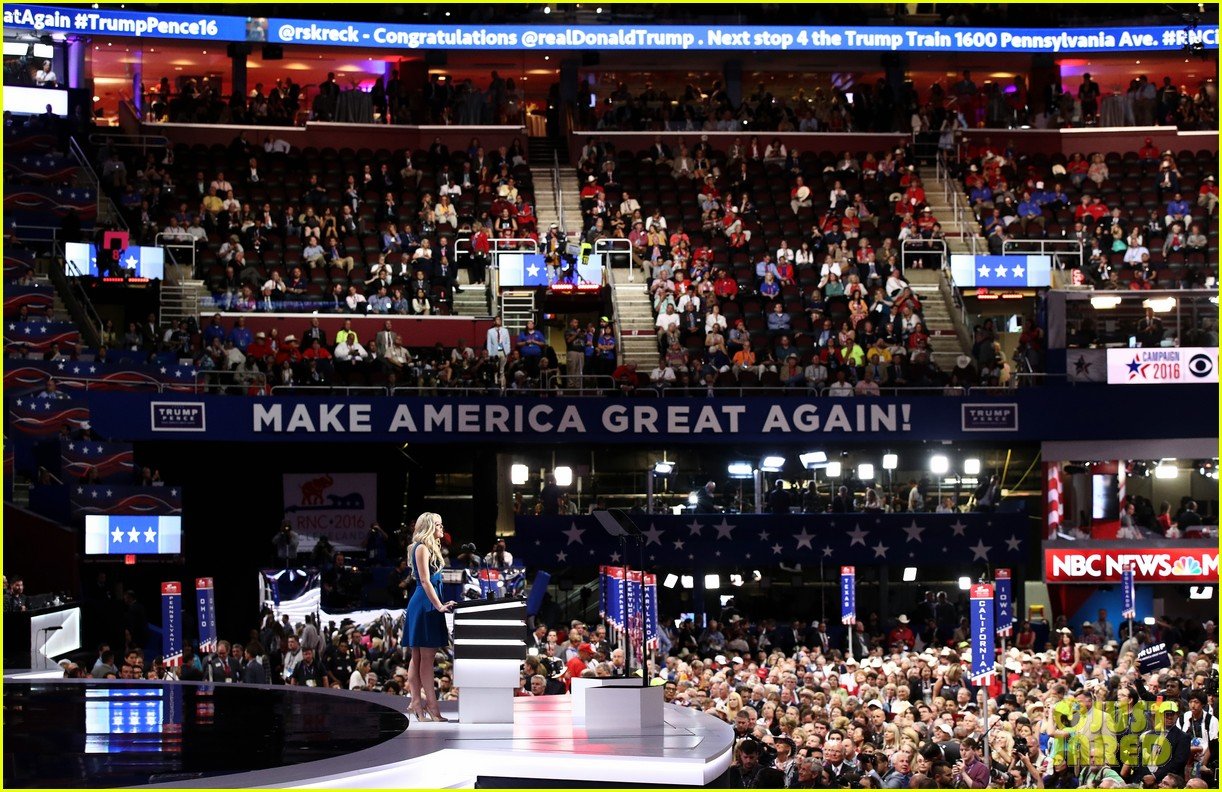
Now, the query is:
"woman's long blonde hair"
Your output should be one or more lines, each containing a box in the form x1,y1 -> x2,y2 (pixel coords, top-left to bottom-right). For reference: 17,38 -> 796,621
411,512 -> 444,572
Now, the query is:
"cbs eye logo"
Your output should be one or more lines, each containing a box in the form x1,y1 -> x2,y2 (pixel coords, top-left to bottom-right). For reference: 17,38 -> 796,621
1188,353 -> 1214,378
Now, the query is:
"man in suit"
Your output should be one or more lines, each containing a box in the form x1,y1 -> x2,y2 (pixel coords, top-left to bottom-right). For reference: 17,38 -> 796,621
823,740 -> 859,785
808,620 -> 833,655
1138,701 -> 1192,787
770,620 -> 801,655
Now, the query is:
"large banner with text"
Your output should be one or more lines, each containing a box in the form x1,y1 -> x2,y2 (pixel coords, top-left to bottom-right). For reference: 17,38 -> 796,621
5,6 -> 1216,52
85,388 -> 1217,445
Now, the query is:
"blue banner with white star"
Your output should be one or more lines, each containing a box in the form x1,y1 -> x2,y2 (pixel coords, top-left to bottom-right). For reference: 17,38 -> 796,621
71,485 -> 183,518
949,255 -> 1052,288
515,513 -> 1025,569
84,515 -> 182,554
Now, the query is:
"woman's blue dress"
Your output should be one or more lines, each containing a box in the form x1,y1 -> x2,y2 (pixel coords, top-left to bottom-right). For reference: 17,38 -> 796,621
404,542 -> 447,648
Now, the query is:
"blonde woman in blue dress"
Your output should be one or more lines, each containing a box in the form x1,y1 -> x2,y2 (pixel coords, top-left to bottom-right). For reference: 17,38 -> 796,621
404,512 -> 456,721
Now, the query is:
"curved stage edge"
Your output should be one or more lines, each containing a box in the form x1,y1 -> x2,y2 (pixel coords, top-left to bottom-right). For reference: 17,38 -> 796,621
3,672 -> 733,789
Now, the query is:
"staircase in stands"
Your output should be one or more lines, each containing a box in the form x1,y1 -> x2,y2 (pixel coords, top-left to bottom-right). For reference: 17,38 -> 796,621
917,165 -> 984,256
904,270 -> 971,371
610,263 -> 659,369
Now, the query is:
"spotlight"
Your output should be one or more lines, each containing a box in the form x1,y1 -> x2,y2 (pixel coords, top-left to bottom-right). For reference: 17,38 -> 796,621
728,462 -> 754,478
1143,616 -> 1157,625
510,464 -> 529,485
858,463 -> 875,482
663,573 -> 679,589
882,453 -> 898,471
704,573 -> 721,590
825,461 -> 842,478
930,455 -> 950,475
1189,586 -> 1213,600
730,574 -> 744,587
680,575 -> 694,590
653,461 -> 674,475
799,451 -> 828,469
1154,462 -> 1178,479
957,576 -> 972,590
903,567 -> 917,582
963,458 -> 981,475
761,455 -> 786,472
687,492 -> 698,505
751,570 -> 762,582
554,466 -> 573,486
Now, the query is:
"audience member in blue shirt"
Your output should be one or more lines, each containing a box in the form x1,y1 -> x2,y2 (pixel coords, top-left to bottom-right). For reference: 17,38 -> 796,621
755,255 -> 778,282
227,317 -> 253,352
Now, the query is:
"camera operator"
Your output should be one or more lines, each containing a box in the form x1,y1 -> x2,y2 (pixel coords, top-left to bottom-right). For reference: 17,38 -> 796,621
483,537 -> 514,570
271,521 -> 299,569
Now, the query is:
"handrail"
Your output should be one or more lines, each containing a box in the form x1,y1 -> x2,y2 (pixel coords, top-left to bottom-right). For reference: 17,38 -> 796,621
1002,239 -> 1084,269
154,233 -> 197,280
87,131 -> 171,159
49,239 -> 104,348
552,149 -> 564,237
900,238 -> 947,272
67,135 -> 128,233
594,237 -> 633,283
603,247 -> 625,368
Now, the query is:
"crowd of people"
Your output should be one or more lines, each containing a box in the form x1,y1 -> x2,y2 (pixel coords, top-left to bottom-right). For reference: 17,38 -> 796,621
953,135 -> 1217,290
575,136 -> 1037,391
63,570 -> 1219,789
88,132 -> 537,315
143,70 -> 526,127
579,71 -> 1217,135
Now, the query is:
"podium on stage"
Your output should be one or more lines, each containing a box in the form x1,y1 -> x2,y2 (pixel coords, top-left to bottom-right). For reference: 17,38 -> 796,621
451,597 -> 527,724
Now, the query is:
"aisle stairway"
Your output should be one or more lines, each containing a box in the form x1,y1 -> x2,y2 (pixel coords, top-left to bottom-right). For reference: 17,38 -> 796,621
917,166 -> 984,255
906,270 -> 971,369
611,273 -> 659,369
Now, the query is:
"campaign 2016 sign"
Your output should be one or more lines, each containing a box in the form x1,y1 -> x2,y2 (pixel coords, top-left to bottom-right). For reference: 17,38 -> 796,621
1044,545 -> 1219,583
1106,347 -> 1218,385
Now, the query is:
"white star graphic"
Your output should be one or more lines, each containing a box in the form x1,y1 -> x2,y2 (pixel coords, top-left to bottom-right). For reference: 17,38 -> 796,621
89,366 -> 97,373
686,519 -> 703,536
562,523 -> 584,545
642,523 -> 664,546
144,528 -> 156,543
90,490 -> 98,498
76,487 -> 83,494
713,519 -> 735,540
847,525 -> 869,547
125,254 -> 138,267
1011,264 -> 1025,278
609,551 -> 620,563
68,443 -> 75,450
1004,535 -> 1022,552
555,550 -> 567,562
969,539 -> 992,561
159,367 -> 167,374
993,265 -> 1007,277
794,528 -> 814,550
977,264 -> 990,278
111,527 -> 124,543
526,264 -> 541,277
822,546 -> 834,557
171,489 -> 178,497
672,538 -> 685,551
950,520 -> 967,537
771,543 -> 783,555
758,529 -> 770,541
871,541 -> 890,559
127,528 -> 139,542
105,489 -> 112,497
534,539 -> 541,545
902,520 -> 925,543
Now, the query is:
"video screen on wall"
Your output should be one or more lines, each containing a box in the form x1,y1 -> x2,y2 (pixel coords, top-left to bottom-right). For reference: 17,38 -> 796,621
84,515 -> 182,555
65,242 -> 165,280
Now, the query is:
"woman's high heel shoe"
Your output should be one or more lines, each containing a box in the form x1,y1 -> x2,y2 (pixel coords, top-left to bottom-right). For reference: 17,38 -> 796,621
408,702 -> 430,722
427,703 -> 450,723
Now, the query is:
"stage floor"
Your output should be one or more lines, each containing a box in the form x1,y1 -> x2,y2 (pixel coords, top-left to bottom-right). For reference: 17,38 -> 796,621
2,677 -> 732,788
